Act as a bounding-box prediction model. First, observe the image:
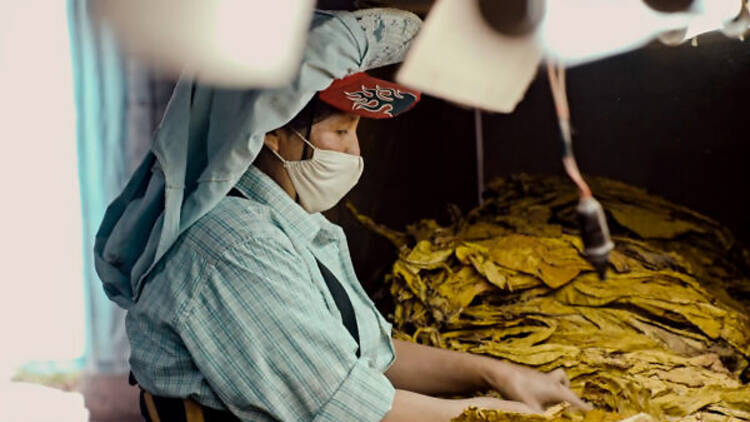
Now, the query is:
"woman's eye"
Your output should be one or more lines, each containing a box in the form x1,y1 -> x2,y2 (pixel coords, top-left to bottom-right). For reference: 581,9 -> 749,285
336,130 -> 348,135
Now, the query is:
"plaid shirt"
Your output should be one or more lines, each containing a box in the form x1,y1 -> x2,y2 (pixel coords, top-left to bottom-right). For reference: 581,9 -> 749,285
126,166 -> 396,421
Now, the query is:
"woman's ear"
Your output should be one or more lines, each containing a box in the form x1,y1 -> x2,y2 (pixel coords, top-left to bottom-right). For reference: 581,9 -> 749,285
264,130 -> 281,152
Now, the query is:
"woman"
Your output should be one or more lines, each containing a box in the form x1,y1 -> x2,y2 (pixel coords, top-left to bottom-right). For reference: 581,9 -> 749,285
95,8 -> 589,422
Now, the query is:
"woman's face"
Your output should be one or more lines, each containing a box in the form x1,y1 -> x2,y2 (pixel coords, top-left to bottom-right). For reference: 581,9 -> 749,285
278,112 -> 361,161
309,112 -> 361,156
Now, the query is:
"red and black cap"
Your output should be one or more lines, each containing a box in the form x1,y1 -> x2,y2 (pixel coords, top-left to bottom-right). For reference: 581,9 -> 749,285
318,72 -> 421,119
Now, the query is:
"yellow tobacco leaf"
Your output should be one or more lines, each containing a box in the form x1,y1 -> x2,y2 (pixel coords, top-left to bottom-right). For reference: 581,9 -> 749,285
478,235 -> 592,289
450,406 -> 637,422
606,202 -> 704,239
456,243 -> 511,290
459,221 -> 512,241
402,240 -> 455,270
607,250 -> 631,273
393,261 -> 429,302
345,202 -> 408,249
352,174 -> 750,421
407,219 -> 455,245
436,267 -> 494,313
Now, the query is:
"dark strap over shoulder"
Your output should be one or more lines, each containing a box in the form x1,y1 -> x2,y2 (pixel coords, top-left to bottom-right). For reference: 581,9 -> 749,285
226,187 -> 361,358
316,259 -> 361,358
132,258 -> 362,422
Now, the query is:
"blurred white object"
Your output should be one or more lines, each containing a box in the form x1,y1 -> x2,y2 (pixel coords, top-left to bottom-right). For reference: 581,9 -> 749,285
541,0 -> 743,63
497,0 -> 745,63
94,0 -> 315,87
397,0 -> 543,113
684,0 -> 747,40
397,0 -> 746,113
541,0 -> 690,65
0,382 -> 89,422
721,2 -> 750,38
655,0 -> 747,44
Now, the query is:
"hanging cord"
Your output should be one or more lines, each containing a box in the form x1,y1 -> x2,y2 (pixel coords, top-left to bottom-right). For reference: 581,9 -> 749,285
546,62 -> 592,198
474,108 -> 485,206
546,61 -> 613,280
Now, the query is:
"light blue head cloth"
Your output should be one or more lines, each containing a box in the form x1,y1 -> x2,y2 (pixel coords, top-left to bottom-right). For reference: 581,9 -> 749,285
94,9 -> 421,309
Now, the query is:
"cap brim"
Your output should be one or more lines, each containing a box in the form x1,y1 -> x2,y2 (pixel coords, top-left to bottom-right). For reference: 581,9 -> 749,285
318,72 -> 421,119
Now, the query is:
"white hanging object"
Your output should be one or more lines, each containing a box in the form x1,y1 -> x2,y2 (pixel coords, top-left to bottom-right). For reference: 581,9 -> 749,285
656,0 -> 747,44
93,0 -> 315,88
396,0 -> 543,113
684,0 -> 746,40
540,0 -> 691,65
397,0 -> 745,113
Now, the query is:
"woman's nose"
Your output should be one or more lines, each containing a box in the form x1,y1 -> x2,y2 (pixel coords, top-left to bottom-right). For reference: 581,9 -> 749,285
348,133 -> 361,156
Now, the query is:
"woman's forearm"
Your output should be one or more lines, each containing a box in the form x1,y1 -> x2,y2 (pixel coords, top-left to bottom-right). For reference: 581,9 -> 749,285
381,389 -> 466,422
383,340 -> 591,414
385,339 -> 505,395
381,389 -> 533,422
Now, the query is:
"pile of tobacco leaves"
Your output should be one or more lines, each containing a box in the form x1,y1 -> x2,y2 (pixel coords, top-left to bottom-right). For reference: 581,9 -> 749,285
349,174 -> 750,422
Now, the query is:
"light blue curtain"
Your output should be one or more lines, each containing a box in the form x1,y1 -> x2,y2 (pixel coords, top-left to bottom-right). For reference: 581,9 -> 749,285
68,0 -> 131,373
68,0 -> 175,373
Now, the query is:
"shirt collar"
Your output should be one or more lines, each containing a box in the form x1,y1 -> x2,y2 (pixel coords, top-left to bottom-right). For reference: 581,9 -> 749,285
235,165 -> 325,244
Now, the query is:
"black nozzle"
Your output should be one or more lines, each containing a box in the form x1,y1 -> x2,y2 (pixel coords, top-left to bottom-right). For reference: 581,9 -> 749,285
588,254 -> 610,281
577,197 -> 615,280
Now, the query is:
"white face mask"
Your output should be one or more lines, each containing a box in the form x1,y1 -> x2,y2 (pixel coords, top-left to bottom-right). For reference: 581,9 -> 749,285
267,129 -> 364,213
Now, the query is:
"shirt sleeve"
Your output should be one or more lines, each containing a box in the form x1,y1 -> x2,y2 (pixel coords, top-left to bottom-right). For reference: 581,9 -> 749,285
176,236 -> 395,422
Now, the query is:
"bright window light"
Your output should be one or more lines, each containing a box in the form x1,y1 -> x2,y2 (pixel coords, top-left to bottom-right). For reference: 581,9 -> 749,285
0,1 -> 84,379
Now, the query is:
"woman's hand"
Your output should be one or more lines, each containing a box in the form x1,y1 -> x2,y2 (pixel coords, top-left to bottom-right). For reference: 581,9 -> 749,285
384,340 -> 591,416
482,363 -> 592,413
382,389 -> 542,422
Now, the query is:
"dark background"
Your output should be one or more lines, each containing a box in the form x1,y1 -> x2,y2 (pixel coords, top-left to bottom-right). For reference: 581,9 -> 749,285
323,33 -> 750,299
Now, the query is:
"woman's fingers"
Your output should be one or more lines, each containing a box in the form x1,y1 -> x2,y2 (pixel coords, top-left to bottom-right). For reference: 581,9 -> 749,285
517,402 -> 544,415
517,392 -> 544,414
506,400 -> 543,415
554,384 -> 593,411
550,368 -> 570,387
